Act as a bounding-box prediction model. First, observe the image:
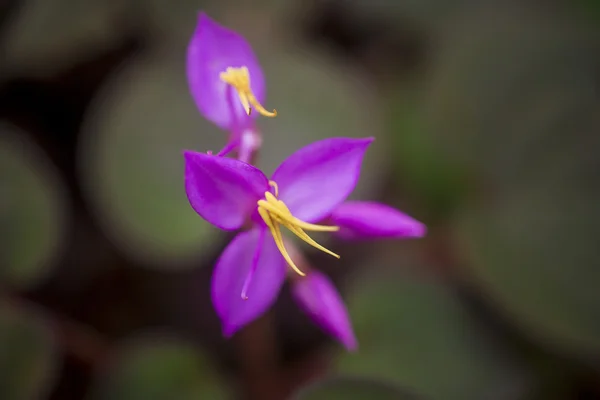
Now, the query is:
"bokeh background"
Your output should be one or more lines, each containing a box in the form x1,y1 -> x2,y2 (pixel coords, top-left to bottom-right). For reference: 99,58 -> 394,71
1,0 -> 600,399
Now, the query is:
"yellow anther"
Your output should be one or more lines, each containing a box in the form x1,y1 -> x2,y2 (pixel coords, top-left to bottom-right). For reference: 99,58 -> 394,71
258,181 -> 340,276
219,66 -> 277,117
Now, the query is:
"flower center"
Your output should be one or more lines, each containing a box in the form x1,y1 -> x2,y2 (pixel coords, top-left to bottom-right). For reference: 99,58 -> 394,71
219,66 -> 277,118
257,181 -> 340,276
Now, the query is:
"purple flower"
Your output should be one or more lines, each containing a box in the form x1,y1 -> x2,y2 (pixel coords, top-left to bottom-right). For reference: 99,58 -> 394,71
184,137 -> 426,336
187,12 -> 276,160
292,268 -> 358,351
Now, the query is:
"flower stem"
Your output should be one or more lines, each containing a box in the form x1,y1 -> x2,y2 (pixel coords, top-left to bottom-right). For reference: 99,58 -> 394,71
234,312 -> 283,400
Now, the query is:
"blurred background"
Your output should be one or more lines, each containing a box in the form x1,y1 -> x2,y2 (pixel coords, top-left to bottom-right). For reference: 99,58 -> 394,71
1,0 -> 599,399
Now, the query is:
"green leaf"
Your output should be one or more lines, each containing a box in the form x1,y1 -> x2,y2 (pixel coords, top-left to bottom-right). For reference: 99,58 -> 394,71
0,124 -> 67,289
1,0 -> 124,75
293,376 -> 425,400
424,5 -> 600,361
579,0 -> 600,22
336,277 -> 531,400
78,52 -> 225,269
0,303 -> 59,400
458,173 -> 600,361
335,0 -> 473,32
88,334 -> 228,400
386,92 -> 468,220
424,6 -> 600,188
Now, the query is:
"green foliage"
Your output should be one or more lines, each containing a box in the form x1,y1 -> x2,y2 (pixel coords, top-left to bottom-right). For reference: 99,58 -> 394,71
78,53 -> 224,268
0,304 -> 59,400
579,0 -> 600,21
337,0 -> 473,32
0,125 -> 67,289
458,170 -> 600,360
335,277 -> 532,400
293,376 -> 425,400
88,334 -> 229,400
424,6 -> 600,361
386,92 -> 469,221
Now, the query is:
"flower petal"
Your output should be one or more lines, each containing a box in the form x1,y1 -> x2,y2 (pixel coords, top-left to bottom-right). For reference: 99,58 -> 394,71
184,150 -> 268,230
292,270 -> 357,351
329,201 -> 427,239
187,12 -> 266,131
272,137 -> 374,223
211,229 -> 287,336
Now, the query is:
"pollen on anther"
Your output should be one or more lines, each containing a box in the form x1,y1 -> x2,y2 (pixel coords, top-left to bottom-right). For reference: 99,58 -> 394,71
219,66 -> 277,118
257,186 -> 340,276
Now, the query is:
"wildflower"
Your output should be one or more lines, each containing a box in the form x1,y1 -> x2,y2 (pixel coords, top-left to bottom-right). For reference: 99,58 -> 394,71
187,12 -> 275,161
184,137 -> 425,336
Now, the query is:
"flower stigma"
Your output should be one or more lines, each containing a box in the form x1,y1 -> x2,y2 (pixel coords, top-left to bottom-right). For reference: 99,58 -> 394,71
219,66 -> 277,117
258,181 -> 340,276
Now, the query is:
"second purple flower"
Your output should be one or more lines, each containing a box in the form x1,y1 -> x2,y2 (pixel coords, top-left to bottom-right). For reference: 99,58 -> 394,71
187,12 -> 275,161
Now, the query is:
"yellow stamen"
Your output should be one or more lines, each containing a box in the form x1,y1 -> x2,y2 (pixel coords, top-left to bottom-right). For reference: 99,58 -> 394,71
269,181 -> 279,197
260,194 -> 339,232
219,66 -> 277,117
258,207 -> 305,276
258,181 -> 340,276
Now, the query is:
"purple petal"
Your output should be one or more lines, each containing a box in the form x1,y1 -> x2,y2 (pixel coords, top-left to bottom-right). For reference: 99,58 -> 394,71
184,150 -> 268,230
329,201 -> 427,239
272,137 -> 374,223
292,270 -> 357,351
187,12 -> 265,131
211,229 -> 287,336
